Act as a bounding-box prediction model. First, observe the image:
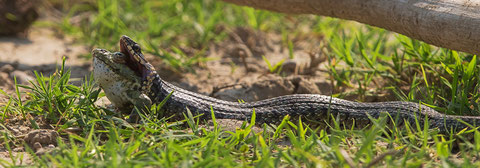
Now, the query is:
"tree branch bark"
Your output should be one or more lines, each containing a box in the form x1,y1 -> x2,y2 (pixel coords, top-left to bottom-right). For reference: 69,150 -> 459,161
222,0 -> 480,55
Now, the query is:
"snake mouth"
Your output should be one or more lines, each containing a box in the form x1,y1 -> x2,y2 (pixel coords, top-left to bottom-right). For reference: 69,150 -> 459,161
120,35 -> 144,78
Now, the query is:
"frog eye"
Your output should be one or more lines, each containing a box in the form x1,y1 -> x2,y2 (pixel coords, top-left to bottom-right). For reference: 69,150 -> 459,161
132,44 -> 141,52
112,52 -> 126,63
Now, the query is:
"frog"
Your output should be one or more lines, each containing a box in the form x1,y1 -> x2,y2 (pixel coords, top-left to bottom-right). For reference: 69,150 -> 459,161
92,48 -> 151,122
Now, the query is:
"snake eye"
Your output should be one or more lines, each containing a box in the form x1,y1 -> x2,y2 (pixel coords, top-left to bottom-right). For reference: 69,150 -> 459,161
112,52 -> 126,63
132,44 -> 141,52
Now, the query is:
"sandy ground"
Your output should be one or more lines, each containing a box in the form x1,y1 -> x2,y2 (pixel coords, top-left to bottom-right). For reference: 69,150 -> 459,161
0,29 -> 87,66
0,28 -> 90,91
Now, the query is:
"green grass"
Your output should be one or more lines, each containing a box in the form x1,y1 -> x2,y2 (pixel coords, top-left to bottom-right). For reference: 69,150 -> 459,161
262,55 -> 285,74
54,0 -> 300,71
2,0 -> 480,166
2,66 -> 480,167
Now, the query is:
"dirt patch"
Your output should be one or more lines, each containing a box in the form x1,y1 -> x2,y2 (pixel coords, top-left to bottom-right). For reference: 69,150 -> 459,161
24,129 -> 58,149
0,115 -> 56,166
24,129 -> 59,156
211,75 -> 332,102
0,28 -> 90,97
148,26 -> 332,103
0,151 -> 32,166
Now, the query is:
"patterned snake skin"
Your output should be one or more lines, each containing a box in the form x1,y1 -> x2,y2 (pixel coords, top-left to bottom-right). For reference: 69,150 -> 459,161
148,73 -> 480,132
118,36 -> 480,132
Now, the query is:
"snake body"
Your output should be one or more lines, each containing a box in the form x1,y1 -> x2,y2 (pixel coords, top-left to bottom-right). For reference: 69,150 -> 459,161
147,73 -> 480,132
114,35 -> 480,132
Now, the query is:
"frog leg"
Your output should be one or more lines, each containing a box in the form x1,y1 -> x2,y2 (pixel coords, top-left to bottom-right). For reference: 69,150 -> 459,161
124,90 -> 152,123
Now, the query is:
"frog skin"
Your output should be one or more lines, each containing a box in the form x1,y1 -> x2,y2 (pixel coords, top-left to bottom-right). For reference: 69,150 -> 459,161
92,48 -> 151,121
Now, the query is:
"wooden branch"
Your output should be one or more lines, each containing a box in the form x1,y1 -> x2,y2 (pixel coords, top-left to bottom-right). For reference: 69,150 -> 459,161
222,0 -> 480,55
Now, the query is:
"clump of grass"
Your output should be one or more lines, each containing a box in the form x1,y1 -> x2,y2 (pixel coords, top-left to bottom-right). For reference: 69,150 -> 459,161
324,23 -> 480,116
262,55 -> 285,74
1,57 -> 103,131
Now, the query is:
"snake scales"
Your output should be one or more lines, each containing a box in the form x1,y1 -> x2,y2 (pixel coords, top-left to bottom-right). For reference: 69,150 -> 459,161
147,72 -> 480,132
96,36 -> 480,133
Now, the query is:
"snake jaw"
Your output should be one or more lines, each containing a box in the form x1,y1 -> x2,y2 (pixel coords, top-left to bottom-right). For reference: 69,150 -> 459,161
120,35 -> 142,76
120,35 -> 157,93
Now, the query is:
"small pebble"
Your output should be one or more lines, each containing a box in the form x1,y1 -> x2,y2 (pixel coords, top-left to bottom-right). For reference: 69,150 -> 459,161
0,72 -> 11,86
282,60 -> 297,73
13,147 -> 24,152
19,126 -> 29,133
33,142 -> 42,151
0,64 -> 14,73
11,70 -> 34,84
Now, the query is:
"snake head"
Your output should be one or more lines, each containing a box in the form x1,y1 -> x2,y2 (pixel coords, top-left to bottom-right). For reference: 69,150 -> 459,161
119,35 -> 157,92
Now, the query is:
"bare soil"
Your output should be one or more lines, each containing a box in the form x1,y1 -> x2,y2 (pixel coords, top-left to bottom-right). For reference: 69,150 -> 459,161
152,27 -> 334,101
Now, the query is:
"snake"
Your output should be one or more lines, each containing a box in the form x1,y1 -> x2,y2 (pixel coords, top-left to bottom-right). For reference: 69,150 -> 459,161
92,35 -> 480,132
